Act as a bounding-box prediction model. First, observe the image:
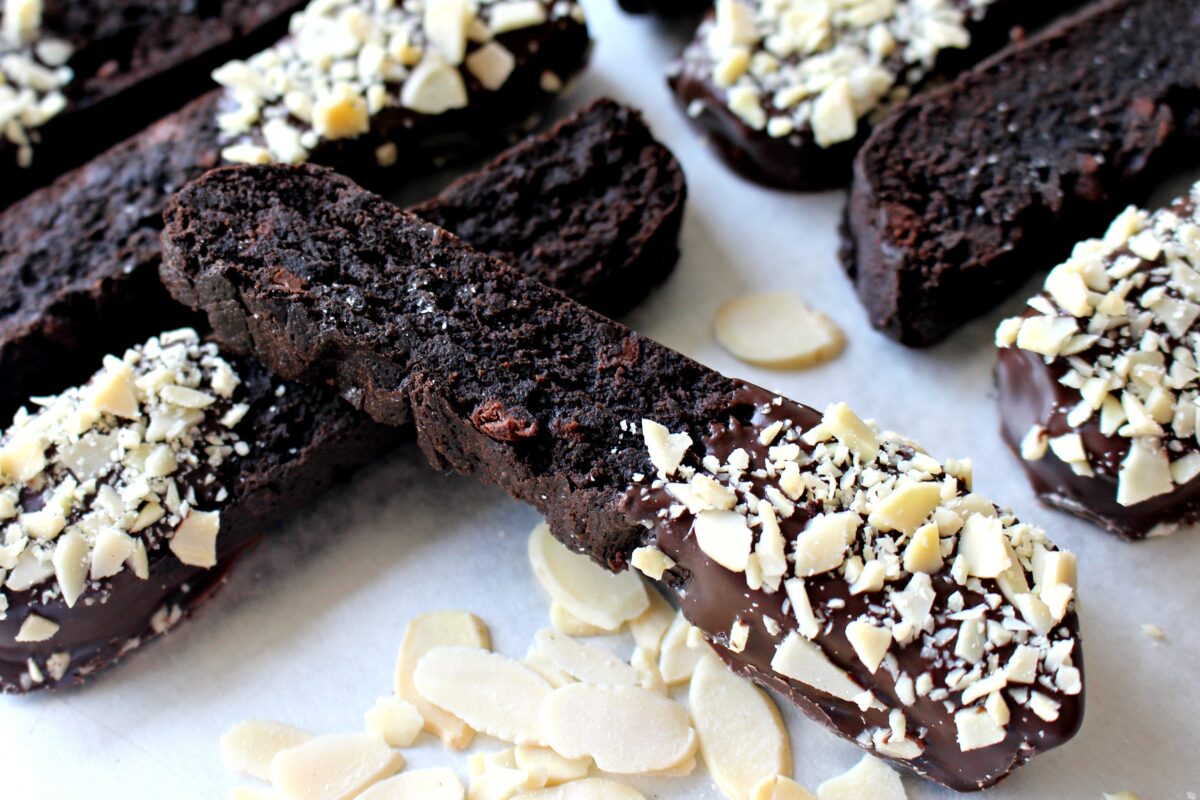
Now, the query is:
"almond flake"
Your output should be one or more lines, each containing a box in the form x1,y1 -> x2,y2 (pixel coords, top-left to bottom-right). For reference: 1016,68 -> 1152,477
268,733 -> 403,800
752,775 -> 817,800
534,629 -> 640,686
15,612 -> 57,642
770,633 -> 863,703
413,646 -> 549,744
714,292 -> 845,369
845,620 -> 891,673
356,768 -> 465,800
520,779 -> 647,799
690,653 -> 792,800
792,511 -> 858,576
549,602 -> 614,637
363,696 -> 423,748
528,523 -> 648,630
822,403 -> 878,462
815,755 -> 906,800
394,610 -> 491,749
658,612 -> 702,684
694,509 -> 754,572
539,683 -> 697,774
640,420 -> 692,477
219,720 -> 312,780
629,588 -> 675,655
868,481 -> 941,534
169,509 -> 220,568
514,745 -> 591,787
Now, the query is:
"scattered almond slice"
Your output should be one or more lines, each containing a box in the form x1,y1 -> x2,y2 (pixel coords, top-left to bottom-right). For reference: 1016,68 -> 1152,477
514,745 -> 591,786
540,683 -> 697,774
469,749 -> 548,800
714,292 -> 845,370
524,648 -> 577,688
268,733 -> 404,800
357,768 -> 466,800
643,754 -> 698,777
364,696 -> 424,747
534,629 -> 640,686
550,602 -> 616,637
528,523 -> 648,630
815,755 -> 906,800
414,646 -> 550,745
219,720 -> 312,780
690,653 -> 792,800
628,588 -> 675,655
518,778 -> 648,799
630,646 -> 666,693
752,775 -> 816,800
394,610 -> 491,750
659,612 -> 703,685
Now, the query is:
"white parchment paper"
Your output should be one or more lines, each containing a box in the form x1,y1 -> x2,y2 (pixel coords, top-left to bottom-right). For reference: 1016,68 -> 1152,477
2,3 -> 1198,797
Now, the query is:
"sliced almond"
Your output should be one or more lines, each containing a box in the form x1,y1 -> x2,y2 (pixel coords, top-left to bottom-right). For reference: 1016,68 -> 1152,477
752,776 -> 816,800
770,633 -> 863,703
395,610 -> 490,749
550,602 -> 614,637
868,481 -> 941,535
400,55 -> 468,115
468,749 -> 547,800
658,612 -> 702,684
630,646 -> 666,693
527,523 -> 648,630
15,613 -> 58,643
534,629 -> 640,686
514,745 -> 591,786
268,733 -> 403,800
793,512 -> 858,576
694,509 -> 754,572
414,646 -> 549,745
816,755 -> 905,800
954,707 -> 1006,752
465,42 -> 515,90
86,356 -> 139,419
519,778 -> 648,799
901,523 -> 942,574
356,768 -> 465,800
524,648 -> 576,688
714,292 -> 845,370
169,509 -> 220,568
629,545 -> 675,581
822,403 -> 878,463
640,420 -> 692,477
958,515 -> 1011,579
690,653 -> 792,800
540,684 -> 697,774
845,620 -> 891,673
364,696 -> 424,748
629,588 -> 675,655
220,720 -> 312,780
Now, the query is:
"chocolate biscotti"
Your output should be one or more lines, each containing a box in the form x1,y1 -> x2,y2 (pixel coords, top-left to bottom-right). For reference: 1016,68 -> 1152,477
412,98 -> 685,317
0,329 -> 397,692
0,95 -> 682,422
996,186 -> 1200,540
843,0 -> 1200,346
162,164 -> 1085,791
211,0 -> 591,184
668,0 -> 1064,191
0,0 -> 305,208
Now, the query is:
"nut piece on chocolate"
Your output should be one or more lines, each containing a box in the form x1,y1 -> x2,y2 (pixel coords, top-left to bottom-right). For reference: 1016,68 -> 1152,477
997,185 -> 1200,539
0,0 -> 306,209
667,0 -> 1065,191
160,163 -> 1084,790
0,329 -> 394,693
212,0 -> 591,177
843,0 -> 1200,346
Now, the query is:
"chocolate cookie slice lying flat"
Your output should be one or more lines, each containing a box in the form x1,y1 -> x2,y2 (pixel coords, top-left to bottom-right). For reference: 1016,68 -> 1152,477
162,164 -> 1085,791
843,0 -> 1200,346
0,96 -> 681,423
0,0 -> 305,208
996,185 -> 1200,540
668,0 -> 1067,191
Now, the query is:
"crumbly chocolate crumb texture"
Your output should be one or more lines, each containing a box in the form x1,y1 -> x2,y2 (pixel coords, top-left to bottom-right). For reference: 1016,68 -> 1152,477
411,98 -> 685,316
0,95 -> 682,423
161,164 -> 1084,790
0,0 -> 305,208
997,185 -> 1200,539
843,0 -> 1200,346
668,0 -> 1066,191
213,0 -> 591,174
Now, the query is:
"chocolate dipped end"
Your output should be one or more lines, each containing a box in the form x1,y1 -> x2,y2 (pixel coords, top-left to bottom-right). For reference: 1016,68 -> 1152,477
622,384 -> 1083,791
0,346 -> 394,693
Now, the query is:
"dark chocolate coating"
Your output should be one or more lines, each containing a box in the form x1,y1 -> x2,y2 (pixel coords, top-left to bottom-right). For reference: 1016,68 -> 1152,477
842,0 -> 1200,346
624,384 -> 1083,791
159,163 -> 1084,790
997,342 -> 1200,540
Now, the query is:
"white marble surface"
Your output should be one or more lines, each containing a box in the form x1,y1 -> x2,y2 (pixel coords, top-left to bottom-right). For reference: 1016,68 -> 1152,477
3,3 -> 1199,797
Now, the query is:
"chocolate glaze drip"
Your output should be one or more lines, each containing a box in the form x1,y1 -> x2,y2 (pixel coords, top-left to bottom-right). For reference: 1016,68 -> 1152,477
621,383 -> 1083,791
997,345 -> 1200,540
